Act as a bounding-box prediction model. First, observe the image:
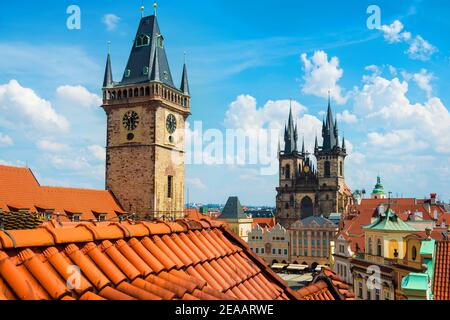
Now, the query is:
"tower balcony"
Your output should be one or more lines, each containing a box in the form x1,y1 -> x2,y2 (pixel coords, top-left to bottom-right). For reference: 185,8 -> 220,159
102,82 -> 190,111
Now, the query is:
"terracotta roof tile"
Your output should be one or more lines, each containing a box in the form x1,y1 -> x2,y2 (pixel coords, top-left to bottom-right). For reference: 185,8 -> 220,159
0,165 -> 124,221
297,268 -> 355,300
434,240 -> 450,300
0,219 -> 307,300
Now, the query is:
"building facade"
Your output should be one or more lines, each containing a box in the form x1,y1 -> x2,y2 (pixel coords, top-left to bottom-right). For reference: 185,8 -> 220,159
101,13 -> 191,219
276,99 -> 353,227
248,223 -> 290,264
289,216 -> 338,266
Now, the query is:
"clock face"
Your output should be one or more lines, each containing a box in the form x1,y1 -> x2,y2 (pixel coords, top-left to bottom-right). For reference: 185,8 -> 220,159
122,111 -> 139,131
304,165 -> 310,173
166,114 -> 177,134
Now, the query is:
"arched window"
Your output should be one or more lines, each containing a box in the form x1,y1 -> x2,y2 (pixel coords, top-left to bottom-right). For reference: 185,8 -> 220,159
368,238 -> 373,255
285,164 -> 291,179
324,161 -> 331,177
300,197 -> 314,219
339,161 -> 343,176
412,246 -> 417,261
377,239 -> 382,256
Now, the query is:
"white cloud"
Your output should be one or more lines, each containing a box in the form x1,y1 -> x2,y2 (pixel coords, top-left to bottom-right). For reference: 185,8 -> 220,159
380,20 -> 411,43
56,85 -> 102,108
37,139 -> 70,153
337,110 -> 358,124
224,95 -> 307,131
88,145 -> 106,161
380,20 -> 437,61
102,14 -> 121,32
0,80 -> 69,132
406,36 -> 437,61
0,133 -> 13,147
300,51 -> 348,104
353,74 -> 450,154
411,69 -> 434,98
224,95 -> 322,156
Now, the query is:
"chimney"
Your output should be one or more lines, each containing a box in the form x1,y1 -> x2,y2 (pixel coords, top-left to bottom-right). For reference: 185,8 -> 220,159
430,193 -> 437,205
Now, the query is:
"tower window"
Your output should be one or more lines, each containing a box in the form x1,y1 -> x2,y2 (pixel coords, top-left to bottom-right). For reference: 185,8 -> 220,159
285,165 -> 291,179
136,34 -> 150,47
340,161 -> 343,176
167,176 -> 173,198
324,161 -> 331,177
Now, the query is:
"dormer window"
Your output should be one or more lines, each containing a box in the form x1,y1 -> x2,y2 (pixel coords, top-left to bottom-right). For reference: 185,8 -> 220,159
136,34 -> 150,47
143,66 -> 149,75
156,34 -> 164,48
124,69 -> 131,78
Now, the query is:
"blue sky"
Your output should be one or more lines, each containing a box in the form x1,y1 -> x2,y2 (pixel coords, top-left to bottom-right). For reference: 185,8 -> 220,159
0,0 -> 449,206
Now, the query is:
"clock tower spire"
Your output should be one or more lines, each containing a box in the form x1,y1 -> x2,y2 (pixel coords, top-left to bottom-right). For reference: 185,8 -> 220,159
101,8 -> 190,220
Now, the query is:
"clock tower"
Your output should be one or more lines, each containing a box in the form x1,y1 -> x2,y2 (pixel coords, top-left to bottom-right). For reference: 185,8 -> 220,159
101,12 -> 191,220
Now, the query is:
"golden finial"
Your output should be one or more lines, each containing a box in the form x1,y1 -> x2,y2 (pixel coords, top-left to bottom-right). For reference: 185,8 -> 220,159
153,2 -> 158,16
140,0 -> 145,17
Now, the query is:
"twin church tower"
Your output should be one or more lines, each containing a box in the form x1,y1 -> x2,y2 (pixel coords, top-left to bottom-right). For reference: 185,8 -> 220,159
276,99 -> 353,227
101,11 -> 190,219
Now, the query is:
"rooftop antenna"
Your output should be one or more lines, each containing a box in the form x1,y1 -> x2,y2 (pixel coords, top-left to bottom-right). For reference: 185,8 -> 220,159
153,1 -> 158,16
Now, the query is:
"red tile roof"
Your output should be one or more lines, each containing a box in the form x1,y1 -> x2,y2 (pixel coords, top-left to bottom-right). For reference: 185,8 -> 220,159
297,268 -> 355,300
340,198 -> 446,252
434,241 -> 450,300
252,218 -> 276,229
0,218 -> 301,300
0,165 -> 124,221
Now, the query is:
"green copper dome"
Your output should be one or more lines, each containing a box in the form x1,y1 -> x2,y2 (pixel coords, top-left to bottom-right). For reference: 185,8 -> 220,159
372,176 -> 385,195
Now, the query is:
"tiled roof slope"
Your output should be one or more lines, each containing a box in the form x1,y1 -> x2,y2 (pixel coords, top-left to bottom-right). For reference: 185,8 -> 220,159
433,241 -> 450,300
0,165 -> 124,220
0,218 -> 300,300
297,268 -> 355,300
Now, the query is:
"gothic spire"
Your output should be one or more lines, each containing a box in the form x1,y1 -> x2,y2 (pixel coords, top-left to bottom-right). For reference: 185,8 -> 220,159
103,47 -> 113,88
180,60 -> 190,96
284,103 -> 297,154
342,136 -> 346,151
302,136 -> 305,154
322,95 -> 338,151
314,135 -> 319,152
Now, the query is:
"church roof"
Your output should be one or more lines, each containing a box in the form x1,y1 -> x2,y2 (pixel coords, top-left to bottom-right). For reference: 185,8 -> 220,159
220,197 -> 248,220
120,15 -> 175,88
372,176 -> 385,195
